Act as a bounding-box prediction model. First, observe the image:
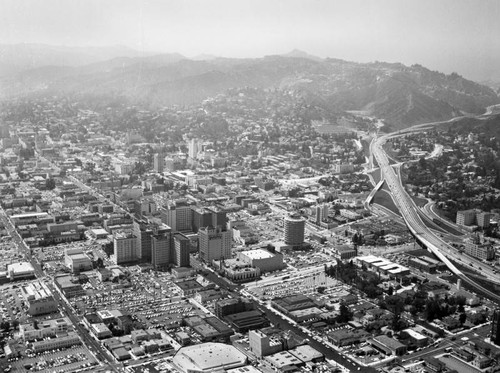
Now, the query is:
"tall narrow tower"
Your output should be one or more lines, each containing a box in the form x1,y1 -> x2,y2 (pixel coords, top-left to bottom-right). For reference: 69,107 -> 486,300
492,309 -> 500,345
284,214 -> 305,247
188,139 -> 199,159
153,153 -> 164,172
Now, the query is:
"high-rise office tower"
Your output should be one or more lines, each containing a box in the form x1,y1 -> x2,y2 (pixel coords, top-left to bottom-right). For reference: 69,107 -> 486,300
152,233 -> 172,267
173,233 -> 190,267
133,220 -> 151,262
153,153 -> 164,172
492,309 -> 500,345
314,205 -> 322,224
113,230 -> 138,264
207,206 -> 227,229
133,221 -> 172,263
191,207 -> 213,233
284,214 -> 305,247
198,226 -> 232,263
321,204 -> 329,221
188,139 -> 200,159
160,200 -> 193,232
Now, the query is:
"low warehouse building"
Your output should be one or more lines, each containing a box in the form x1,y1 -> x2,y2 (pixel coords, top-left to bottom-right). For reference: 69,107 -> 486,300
172,342 -> 247,373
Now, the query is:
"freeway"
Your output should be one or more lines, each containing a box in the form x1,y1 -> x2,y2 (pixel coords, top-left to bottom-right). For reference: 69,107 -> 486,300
422,203 -> 461,231
364,179 -> 385,208
371,124 -> 500,305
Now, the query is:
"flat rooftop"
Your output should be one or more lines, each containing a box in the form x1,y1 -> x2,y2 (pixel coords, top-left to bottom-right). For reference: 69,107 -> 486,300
371,260 -> 391,267
403,328 -> 427,341
357,255 -> 382,263
91,228 -> 108,235
7,262 -> 35,274
388,266 -> 409,274
265,351 -> 302,368
21,281 -> 52,300
11,212 -> 49,219
289,344 -> 323,362
172,342 -> 246,372
68,253 -> 90,261
242,248 -> 274,260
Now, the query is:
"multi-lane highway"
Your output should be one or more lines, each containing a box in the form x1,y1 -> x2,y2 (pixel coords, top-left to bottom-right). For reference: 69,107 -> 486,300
370,125 -> 500,305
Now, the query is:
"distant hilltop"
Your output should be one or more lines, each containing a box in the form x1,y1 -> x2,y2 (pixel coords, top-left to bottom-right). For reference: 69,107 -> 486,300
0,44 -> 498,129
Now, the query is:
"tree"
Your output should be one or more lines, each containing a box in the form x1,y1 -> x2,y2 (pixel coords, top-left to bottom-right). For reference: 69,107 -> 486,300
103,241 -> 114,256
425,299 -> 441,321
133,161 -> 147,175
418,157 -> 427,169
95,257 -> 104,269
459,313 -> 467,325
337,304 -> 353,323
11,320 -> 19,329
45,178 -> 56,190
364,283 -> 380,298
386,295 -> 404,315
391,313 -> 404,332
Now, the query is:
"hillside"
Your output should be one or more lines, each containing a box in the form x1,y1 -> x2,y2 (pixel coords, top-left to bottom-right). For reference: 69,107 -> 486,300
0,44 -> 157,77
0,46 -> 498,129
438,114 -> 500,138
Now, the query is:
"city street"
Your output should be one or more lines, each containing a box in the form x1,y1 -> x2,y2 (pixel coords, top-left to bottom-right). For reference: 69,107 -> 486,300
200,264 -> 377,372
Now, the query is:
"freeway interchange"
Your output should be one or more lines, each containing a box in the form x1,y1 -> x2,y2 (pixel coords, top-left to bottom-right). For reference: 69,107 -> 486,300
371,124 -> 500,305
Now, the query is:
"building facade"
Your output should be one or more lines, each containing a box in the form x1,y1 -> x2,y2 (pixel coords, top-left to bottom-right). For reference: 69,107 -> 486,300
113,231 -> 138,264
492,309 -> 500,345
284,215 -> 305,247
152,234 -> 172,267
199,227 -> 232,263
173,233 -> 190,267
160,200 -> 193,232
237,249 -> 284,273
153,153 -> 164,172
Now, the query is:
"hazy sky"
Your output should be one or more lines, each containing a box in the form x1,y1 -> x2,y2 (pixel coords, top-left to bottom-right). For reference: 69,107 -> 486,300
1,0 -> 499,80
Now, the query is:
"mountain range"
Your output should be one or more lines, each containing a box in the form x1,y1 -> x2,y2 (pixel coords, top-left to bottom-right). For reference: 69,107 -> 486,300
0,44 -> 498,129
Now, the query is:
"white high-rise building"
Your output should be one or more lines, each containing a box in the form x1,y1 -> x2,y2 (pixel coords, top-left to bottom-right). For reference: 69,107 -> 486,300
153,153 -> 164,172
113,231 -> 138,264
188,139 -> 200,159
320,203 -> 329,221
199,227 -> 232,263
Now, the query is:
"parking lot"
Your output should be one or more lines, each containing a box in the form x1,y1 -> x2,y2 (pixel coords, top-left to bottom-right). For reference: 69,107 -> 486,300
247,271 -> 339,300
9,345 -> 97,373
69,268 -> 207,330
0,283 -> 32,327
0,235 -> 24,268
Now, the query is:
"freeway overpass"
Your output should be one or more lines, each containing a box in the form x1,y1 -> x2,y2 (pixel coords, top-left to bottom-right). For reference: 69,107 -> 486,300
371,133 -> 500,305
364,179 -> 385,208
